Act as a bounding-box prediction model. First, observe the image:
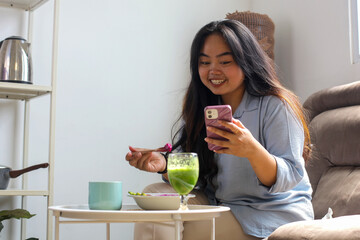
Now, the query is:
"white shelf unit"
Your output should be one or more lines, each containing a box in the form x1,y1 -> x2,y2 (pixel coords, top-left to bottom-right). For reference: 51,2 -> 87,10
0,0 -> 59,239
0,0 -> 48,11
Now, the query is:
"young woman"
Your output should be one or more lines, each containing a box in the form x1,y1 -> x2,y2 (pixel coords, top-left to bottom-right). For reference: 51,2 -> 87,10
126,19 -> 314,240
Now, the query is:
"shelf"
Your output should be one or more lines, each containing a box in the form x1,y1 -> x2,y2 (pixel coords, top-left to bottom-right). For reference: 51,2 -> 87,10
1,0 -> 58,238
0,189 -> 49,196
0,0 -> 49,11
0,82 -> 51,100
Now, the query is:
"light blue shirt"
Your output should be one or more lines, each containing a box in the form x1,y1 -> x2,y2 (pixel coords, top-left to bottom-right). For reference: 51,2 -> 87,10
205,91 -> 314,238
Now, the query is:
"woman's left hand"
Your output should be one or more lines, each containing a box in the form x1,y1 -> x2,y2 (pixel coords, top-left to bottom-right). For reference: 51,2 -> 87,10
205,118 -> 277,186
204,118 -> 259,158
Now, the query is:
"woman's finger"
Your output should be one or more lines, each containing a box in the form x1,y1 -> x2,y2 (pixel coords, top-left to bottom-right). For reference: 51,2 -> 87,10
213,148 -> 230,154
139,154 -> 152,170
206,126 -> 229,138
208,126 -> 239,141
125,152 -> 133,161
129,146 -> 150,152
219,119 -> 247,134
126,151 -> 141,161
232,119 -> 246,129
128,159 -> 138,167
204,137 -> 228,148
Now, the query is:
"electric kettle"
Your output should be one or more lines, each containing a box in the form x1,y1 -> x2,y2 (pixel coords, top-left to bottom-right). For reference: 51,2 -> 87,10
0,36 -> 32,84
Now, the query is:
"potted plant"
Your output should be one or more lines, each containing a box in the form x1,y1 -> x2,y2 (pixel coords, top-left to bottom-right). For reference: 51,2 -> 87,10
0,209 -> 38,240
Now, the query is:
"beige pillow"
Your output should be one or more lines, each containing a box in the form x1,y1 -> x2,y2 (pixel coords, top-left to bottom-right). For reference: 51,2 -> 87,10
268,215 -> 360,240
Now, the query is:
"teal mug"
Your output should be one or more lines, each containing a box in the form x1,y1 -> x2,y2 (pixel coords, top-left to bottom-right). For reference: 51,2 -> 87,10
88,181 -> 122,210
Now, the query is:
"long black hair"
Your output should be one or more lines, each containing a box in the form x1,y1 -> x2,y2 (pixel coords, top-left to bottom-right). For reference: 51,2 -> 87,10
171,19 -> 310,189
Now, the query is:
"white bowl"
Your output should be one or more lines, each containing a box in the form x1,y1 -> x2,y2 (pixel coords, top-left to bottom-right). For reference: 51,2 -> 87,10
128,193 -> 194,210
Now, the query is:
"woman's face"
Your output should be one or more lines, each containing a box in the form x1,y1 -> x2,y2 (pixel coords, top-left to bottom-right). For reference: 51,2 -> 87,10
198,33 -> 245,104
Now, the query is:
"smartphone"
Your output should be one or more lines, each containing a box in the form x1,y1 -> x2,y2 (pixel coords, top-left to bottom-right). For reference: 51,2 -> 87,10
204,105 -> 232,151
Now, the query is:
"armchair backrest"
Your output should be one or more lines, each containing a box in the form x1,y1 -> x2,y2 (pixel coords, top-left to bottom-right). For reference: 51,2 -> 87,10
303,81 -> 360,219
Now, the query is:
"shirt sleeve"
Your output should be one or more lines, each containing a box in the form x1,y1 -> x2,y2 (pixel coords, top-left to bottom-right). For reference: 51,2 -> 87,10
260,96 -> 306,193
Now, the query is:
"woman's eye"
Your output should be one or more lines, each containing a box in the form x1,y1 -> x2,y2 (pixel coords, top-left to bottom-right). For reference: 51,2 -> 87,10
199,61 -> 210,65
220,61 -> 232,65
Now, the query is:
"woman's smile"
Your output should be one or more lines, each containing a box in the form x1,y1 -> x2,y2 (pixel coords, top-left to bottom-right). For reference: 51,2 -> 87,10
209,78 -> 226,85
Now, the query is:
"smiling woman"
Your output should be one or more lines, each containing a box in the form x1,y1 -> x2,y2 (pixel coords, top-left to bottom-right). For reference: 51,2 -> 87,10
125,19 -> 314,240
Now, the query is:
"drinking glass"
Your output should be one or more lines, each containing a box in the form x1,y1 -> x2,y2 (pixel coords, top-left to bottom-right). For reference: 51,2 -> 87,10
167,152 -> 199,210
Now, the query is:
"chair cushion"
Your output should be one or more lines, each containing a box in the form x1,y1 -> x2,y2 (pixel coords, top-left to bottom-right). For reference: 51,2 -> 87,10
311,167 -> 360,219
305,105 -> 360,195
268,215 -> 360,240
309,106 -> 360,166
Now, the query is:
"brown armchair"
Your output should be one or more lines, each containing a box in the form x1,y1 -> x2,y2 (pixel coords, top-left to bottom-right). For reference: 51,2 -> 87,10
267,81 -> 360,240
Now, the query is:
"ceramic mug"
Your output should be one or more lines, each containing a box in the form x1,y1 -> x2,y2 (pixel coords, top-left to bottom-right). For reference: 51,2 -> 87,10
88,181 -> 122,210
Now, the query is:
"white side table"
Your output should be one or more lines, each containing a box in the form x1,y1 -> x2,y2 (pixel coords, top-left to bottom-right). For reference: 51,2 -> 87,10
49,204 -> 230,240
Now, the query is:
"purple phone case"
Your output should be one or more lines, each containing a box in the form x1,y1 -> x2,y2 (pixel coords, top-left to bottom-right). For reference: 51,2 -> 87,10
204,105 -> 232,151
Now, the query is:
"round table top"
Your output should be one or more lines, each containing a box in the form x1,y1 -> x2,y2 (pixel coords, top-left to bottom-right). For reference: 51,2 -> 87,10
49,204 -> 230,222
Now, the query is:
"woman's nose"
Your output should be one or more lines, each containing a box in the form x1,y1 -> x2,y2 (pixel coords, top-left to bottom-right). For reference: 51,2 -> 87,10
209,63 -> 221,73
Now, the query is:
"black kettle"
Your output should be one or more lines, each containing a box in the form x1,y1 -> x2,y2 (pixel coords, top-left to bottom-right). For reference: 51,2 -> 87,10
0,36 -> 32,84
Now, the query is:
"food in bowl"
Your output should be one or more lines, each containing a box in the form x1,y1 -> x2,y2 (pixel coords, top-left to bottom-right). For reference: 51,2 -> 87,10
128,192 -> 195,210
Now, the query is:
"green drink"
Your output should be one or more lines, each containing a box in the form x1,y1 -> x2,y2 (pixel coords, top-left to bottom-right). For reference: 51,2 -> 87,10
167,153 -> 199,210
168,168 -> 199,195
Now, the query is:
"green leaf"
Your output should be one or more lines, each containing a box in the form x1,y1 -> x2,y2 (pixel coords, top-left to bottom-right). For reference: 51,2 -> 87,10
0,209 -> 35,222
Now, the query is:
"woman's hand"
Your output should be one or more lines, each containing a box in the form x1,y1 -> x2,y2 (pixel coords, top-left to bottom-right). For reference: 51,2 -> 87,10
204,118 -> 258,158
205,118 -> 277,187
125,146 -> 167,173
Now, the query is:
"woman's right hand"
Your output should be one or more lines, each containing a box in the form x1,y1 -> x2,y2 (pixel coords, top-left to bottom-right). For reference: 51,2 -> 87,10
125,146 -> 167,173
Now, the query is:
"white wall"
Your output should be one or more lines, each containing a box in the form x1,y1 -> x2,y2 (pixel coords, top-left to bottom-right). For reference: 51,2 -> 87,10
0,0 -> 250,239
251,0 -> 360,102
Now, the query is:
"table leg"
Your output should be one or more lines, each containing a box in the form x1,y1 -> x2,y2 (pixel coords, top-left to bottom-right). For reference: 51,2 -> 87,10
210,218 -> 215,240
106,223 -> 110,240
175,220 -> 182,240
55,215 -> 59,240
